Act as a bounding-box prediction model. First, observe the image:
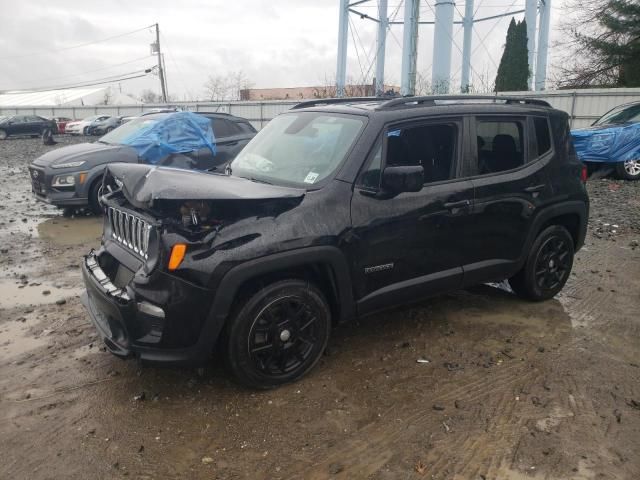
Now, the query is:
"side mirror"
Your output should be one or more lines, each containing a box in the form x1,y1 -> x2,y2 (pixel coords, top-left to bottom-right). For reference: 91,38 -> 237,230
381,165 -> 424,194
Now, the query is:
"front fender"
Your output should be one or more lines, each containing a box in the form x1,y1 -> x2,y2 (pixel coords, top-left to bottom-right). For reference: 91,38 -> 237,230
194,246 -> 355,359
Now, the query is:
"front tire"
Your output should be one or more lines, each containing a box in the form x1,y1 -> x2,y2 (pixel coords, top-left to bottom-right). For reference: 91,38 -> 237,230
225,279 -> 331,389
616,160 -> 640,180
509,225 -> 574,301
88,178 -> 104,215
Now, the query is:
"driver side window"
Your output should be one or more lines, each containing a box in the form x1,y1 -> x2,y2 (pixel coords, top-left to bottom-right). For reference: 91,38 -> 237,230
358,121 -> 459,190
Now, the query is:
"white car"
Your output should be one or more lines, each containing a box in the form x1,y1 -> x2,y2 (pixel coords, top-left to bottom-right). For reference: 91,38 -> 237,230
65,115 -> 112,135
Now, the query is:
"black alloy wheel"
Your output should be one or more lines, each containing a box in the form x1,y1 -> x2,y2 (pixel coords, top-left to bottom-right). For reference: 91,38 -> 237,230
509,225 -> 574,301
225,279 -> 331,388
533,235 -> 572,291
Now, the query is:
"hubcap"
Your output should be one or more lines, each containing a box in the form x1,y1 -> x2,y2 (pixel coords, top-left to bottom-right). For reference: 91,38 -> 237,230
624,159 -> 640,176
248,296 -> 319,376
279,329 -> 291,342
535,236 -> 571,291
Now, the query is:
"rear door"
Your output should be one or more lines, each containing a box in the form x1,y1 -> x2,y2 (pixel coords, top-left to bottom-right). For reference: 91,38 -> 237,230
10,116 -> 29,136
350,116 -> 475,314
462,114 -> 553,285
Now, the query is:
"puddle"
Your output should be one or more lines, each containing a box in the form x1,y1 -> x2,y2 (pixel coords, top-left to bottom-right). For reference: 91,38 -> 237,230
0,279 -> 82,309
37,216 -> 102,246
0,319 -> 46,359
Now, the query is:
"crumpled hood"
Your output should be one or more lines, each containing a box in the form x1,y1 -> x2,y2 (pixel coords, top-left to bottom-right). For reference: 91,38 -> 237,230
571,122 -> 640,163
105,163 -> 306,209
31,142 -> 136,168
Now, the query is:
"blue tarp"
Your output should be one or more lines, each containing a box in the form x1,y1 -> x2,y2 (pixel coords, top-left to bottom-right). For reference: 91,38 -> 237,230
119,111 -> 216,164
571,123 -> 640,164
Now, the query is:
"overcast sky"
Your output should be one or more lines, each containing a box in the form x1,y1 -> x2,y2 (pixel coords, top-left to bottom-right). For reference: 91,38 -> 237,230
0,1 -> 566,100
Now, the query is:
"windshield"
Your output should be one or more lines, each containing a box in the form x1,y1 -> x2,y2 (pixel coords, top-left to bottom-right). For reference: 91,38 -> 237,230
594,103 -> 640,126
230,112 -> 365,187
99,116 -> 159,144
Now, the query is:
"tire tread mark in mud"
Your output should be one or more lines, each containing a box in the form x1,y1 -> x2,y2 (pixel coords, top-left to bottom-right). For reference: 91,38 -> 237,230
289,364 -> 536,479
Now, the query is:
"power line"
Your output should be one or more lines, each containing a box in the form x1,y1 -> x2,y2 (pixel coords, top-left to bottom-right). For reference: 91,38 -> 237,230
20,56 -> 152,86
0,24 -> 155,60
4,68 -> 155,93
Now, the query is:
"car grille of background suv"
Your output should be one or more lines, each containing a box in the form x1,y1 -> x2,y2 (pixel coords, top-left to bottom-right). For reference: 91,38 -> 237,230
107,207 -> 152,259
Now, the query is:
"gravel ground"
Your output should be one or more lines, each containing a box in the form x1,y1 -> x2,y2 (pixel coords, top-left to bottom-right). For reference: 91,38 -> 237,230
1,137 -> 639,480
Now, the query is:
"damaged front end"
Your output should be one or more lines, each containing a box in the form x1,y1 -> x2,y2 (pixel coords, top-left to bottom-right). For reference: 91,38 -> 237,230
81,163 -> 305,365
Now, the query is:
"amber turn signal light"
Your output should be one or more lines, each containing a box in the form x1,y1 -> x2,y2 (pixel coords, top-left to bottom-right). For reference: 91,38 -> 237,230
168,244 -> 187,270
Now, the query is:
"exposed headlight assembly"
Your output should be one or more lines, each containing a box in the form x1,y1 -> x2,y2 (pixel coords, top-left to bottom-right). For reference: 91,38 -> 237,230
52,160 -> 86,169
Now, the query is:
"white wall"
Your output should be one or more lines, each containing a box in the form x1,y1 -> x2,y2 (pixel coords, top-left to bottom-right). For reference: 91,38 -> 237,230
1,88 -> 639,130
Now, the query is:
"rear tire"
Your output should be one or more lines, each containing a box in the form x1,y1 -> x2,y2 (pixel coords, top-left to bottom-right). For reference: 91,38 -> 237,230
616,160 -> 640,180
509,225 -> 574,301
225,279 -> 331,389
88,178 -> 104,215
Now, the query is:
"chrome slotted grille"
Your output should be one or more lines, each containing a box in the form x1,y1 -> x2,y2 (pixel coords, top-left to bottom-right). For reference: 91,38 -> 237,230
107,207 -> 152,259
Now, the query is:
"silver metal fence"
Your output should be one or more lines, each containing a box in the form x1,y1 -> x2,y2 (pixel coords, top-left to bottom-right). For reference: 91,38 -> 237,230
1,88 -> 639,130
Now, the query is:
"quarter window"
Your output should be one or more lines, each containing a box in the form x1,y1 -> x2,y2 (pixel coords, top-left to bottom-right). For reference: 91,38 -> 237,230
476,120 -> 525,174
533,117 -> 552,157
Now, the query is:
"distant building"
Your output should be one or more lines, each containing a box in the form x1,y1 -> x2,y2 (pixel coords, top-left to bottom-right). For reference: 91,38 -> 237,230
0,87 -> 140,107
240,83 -> 400,101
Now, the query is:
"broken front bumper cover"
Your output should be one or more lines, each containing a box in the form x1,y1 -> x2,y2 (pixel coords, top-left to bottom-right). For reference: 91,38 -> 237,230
81,251 -> 216,366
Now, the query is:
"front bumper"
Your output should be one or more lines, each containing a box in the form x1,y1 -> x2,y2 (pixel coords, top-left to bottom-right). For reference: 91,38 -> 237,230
28,166 -> 88,207
81,249 -> 215,366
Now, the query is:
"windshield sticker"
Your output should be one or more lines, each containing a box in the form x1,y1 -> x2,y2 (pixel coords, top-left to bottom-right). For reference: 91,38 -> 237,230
304,172 -> 319,184
388,129 -> 401,137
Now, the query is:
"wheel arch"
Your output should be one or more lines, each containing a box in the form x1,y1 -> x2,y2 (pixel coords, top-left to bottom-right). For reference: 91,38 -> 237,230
196,246 -> 356,359
526,201 -> 588,255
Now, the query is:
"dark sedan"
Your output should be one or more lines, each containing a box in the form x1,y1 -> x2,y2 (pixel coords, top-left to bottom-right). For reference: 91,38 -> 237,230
88,116 -> 123,136
29,111 -> 256,213
0,115 -> 57,140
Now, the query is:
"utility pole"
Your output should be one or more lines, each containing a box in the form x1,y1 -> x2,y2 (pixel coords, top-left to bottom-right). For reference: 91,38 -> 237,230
154,23 -> 168,102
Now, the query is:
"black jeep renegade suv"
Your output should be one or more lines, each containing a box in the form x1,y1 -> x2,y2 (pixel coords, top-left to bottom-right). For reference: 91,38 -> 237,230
81,96 -> 589,388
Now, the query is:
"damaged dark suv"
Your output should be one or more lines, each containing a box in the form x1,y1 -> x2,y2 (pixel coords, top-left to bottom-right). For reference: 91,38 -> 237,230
82,96 -> 589,388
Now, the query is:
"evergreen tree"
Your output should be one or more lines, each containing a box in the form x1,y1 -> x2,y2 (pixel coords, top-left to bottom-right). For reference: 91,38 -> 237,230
560,0 -> 640,87
494,18 -> 530,92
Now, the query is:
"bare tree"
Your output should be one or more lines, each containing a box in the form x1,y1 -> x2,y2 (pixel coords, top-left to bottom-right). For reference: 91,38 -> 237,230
140,89 -> 161,103
204,75 -> 230,101
203,71 -> 255,101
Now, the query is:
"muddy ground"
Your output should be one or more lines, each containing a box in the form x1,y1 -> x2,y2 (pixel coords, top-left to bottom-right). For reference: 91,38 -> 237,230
1,137 -> 639,480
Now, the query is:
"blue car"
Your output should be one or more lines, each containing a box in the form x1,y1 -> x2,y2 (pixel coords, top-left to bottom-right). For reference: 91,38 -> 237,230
571,101 -> 640,180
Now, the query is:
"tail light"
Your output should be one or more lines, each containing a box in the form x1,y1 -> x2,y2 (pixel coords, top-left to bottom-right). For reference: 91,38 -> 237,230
580,165 -> 588,183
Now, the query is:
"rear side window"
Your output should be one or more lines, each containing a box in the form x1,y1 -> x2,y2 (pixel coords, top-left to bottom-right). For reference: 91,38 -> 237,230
476,120 -> 525,174
211,119 -> 240,139
236,121 -> 256,133
533,117 -> 552,156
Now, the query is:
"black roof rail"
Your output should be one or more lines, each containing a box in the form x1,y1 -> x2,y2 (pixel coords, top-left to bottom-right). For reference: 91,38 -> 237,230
291,97 -> 383,110
378,95 -> 552,110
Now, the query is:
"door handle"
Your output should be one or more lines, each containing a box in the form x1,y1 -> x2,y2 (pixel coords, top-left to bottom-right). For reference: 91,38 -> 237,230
225,141 -> 238,146
443,199 -> 470,210
524,184 -> 546,193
